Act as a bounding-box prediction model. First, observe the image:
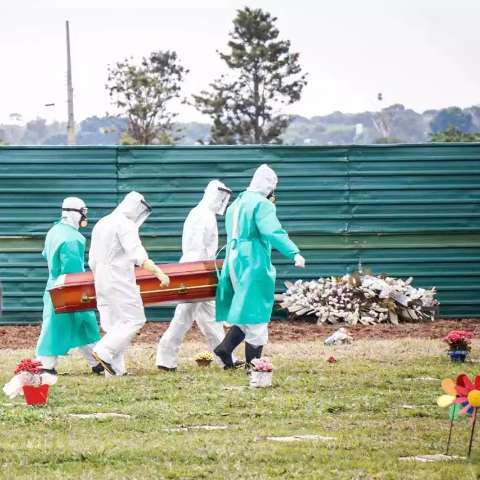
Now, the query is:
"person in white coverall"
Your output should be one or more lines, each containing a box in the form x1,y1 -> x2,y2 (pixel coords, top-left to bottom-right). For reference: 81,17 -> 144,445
89,191 -> 170,376
156,180 -> 240,371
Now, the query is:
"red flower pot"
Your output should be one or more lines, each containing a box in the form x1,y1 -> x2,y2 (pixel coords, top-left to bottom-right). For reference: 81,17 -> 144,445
23,384 -> 49,406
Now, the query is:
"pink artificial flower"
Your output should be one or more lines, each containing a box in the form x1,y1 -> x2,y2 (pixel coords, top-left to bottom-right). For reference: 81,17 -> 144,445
252,357 -> 273,372
443,330 -> 474,346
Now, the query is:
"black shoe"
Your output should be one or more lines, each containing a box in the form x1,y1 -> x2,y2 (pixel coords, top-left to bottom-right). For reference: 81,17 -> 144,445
245,343 -> 263,366
91,363 -> 105,375
214,325 -> 246,369
40,368 -> 58,375
224,360 -> 247,371
92,352 -> 116,376
157,365 -> 177,372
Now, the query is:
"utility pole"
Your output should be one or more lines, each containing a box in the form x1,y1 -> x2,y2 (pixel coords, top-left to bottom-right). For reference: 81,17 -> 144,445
66,20 -> 76,145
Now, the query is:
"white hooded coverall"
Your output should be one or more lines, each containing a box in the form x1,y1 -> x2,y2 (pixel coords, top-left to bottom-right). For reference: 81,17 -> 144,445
156,180 -> 232,369
89,192 -> 151,376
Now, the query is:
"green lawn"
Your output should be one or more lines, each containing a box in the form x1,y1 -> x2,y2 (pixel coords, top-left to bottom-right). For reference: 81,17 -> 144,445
0,338 -> 479,479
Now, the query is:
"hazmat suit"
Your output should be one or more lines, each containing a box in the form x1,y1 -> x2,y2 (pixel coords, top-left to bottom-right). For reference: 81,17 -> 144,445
156,180 -> 236,370
89,191 -> 169,376
214,165 -> 305,368
36,197 -> 102,374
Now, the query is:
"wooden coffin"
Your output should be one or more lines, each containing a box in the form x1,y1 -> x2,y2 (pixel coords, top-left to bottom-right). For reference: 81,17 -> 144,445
49,260 -> 223,314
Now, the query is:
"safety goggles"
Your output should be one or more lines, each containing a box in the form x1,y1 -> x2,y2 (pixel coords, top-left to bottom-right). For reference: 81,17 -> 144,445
62,206 -> 88,218
218,186 -> 232,215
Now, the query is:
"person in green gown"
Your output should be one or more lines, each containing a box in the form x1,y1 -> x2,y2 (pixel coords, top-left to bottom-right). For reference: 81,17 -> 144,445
35,197 -> 103,375
214,165 -> 306,368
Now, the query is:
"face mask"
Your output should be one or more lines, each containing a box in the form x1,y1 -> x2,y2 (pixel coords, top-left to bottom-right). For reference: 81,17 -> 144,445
63,207 -> 88,228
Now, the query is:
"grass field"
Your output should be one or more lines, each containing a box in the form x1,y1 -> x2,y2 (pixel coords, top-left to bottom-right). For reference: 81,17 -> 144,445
1,338 -> 479,479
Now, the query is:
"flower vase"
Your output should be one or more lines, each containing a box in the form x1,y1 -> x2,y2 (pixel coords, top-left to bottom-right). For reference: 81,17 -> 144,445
449,350 -> 468,363
249,371 -> 273,388
196,359 -> 212,368
23,384 -> 49,406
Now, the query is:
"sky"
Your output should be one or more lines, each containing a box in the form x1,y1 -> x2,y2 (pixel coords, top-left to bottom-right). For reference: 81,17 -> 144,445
1,0 -> 479,125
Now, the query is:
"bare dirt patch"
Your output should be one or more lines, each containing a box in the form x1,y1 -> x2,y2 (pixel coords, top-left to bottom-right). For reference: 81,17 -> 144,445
0,318 -> 479,350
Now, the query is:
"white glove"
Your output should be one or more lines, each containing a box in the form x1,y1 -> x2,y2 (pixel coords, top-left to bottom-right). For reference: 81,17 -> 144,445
156,271 -> 170,287
142,259 -> 170,287
294,254 -> 305,268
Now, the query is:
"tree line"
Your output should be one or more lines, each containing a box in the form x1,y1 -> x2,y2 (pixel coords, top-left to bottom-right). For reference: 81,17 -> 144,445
107,7 -> 307,145
1,6 -> 478,146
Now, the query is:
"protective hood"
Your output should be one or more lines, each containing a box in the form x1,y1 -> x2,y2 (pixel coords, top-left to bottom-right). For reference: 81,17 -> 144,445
247,164 -> 278,197
200,180 -> 232,215
61,197 -> 87,229
115,191 -> 152,227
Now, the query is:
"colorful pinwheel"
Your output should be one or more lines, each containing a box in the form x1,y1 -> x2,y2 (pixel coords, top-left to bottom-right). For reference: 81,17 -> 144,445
455,374 -> 480,416
437,373 -> 480,457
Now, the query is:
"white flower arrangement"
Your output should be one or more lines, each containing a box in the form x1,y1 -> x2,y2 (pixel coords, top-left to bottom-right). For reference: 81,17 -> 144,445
280,272 -> 438,325
3,359 -> 57,402
249,357 -> 273,388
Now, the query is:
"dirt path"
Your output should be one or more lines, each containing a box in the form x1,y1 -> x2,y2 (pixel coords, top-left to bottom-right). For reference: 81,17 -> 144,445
1,319 -> 479,350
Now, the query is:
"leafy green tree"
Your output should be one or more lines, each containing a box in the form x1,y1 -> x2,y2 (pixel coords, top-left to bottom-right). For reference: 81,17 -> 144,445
21,118 -> 48,144
106,51 -> 188,144
0,132 -> 8,145
77,116 -> 127,145
194,7 -> 307,144
430,107 -> 475,134
373,136 -> 402,144
430,126 -> 480,142
119,130 -> 175,146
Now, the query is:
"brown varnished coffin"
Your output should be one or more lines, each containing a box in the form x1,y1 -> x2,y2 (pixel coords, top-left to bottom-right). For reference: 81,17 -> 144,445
49,260 -> 223,313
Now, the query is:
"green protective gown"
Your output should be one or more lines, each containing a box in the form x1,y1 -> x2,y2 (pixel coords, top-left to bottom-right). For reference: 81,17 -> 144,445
216,191 -> 299,325
36,222 -> 100,357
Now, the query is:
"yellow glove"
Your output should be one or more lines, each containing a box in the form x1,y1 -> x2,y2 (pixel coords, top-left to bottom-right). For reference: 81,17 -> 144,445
142,259 -> 170,287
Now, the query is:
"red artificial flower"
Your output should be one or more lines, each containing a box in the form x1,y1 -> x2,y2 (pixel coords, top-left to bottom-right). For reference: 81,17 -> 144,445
15,358 -> 43,375
442,330 -> 474,349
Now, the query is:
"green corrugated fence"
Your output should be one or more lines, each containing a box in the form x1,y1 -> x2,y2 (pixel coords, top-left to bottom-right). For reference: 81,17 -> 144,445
0,144 -> 479,324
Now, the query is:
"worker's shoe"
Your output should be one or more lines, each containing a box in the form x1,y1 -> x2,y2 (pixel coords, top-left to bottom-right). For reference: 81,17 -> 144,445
245,343 -> 263,366
157,366 -> 177,372
223,360 -> 246,371
214,326 -> 245,369
232,360 -> 246,369
92,352 -> 116,376
91,363 -> 105,375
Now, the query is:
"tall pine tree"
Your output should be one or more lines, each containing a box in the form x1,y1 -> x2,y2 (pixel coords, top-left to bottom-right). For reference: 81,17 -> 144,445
194,7 -> 307,144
